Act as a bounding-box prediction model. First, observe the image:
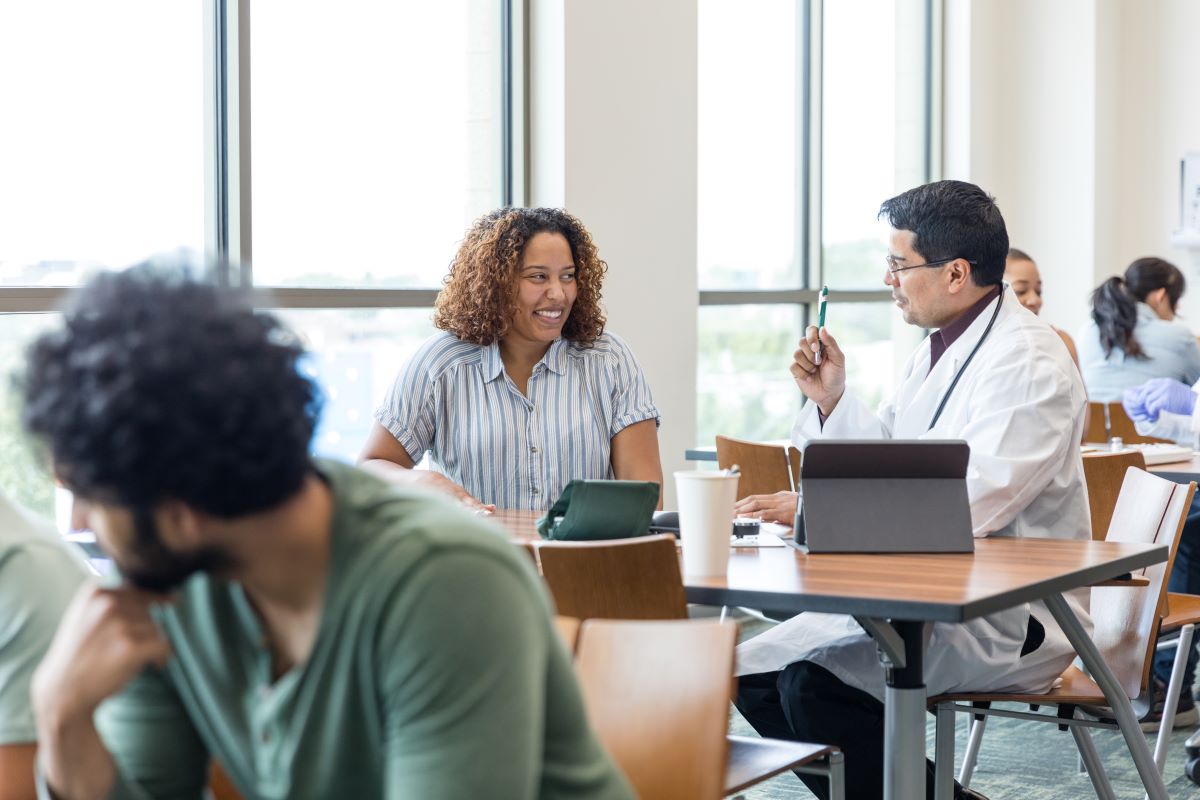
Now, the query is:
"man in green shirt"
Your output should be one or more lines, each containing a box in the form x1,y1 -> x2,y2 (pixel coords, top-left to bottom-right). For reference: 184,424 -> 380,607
0,491 -> 90,800
23,266 -> 632,800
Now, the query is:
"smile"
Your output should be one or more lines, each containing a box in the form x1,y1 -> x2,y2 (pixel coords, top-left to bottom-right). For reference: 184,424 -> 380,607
534,309 -> 563,320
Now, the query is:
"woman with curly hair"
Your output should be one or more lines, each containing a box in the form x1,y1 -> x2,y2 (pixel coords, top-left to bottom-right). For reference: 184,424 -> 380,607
360,207 -> 663,511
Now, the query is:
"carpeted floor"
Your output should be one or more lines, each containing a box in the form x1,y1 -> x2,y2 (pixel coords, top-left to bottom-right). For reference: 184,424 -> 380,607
722,609 -> 1200,799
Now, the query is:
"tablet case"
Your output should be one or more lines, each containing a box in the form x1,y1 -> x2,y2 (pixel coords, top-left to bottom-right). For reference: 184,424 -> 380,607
536,479 -> 661,541
795,440 -> 975,554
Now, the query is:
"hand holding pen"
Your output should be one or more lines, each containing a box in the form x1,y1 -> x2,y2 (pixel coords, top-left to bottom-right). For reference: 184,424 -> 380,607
790,284 -> 846,416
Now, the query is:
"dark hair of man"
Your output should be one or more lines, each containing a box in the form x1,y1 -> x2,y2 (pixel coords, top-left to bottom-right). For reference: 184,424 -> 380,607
878,180 -> 1009,286
21,264 -> 321,515
1007,247 -> 1034,262
1090,257 -> 1186,359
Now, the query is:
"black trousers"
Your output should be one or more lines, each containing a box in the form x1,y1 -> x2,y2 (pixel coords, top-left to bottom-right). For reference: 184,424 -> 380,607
735,661 -> 945,800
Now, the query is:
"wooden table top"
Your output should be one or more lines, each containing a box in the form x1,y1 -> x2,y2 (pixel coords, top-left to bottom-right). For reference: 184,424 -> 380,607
491,510 -> 1166,623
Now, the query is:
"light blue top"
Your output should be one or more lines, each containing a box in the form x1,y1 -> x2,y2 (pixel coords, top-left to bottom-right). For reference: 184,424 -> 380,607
0,492 -> 90,745
1076,303 -> 1200,401
376,331 -> 660,510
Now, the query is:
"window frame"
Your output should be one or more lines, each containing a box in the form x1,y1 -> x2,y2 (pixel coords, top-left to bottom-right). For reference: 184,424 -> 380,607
0,0 -> 523,313
698,0 -> 938,319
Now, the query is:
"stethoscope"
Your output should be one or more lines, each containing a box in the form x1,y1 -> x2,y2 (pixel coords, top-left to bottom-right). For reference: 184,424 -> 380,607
927,286 -> 1004,431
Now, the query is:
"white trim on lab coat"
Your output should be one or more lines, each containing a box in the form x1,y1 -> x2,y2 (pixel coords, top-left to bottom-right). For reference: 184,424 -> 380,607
737,286 -> 1093,701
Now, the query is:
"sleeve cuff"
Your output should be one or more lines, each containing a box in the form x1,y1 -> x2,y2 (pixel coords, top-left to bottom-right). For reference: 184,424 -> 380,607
374,407 -> 427,462
611,407 -> 661,436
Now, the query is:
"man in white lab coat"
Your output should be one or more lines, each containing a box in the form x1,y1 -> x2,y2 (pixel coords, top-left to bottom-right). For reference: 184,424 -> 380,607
734,180 -> 1090,800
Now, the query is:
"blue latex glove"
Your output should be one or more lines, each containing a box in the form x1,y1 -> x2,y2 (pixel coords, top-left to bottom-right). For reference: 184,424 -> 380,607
1123,384 -> 1152,422
1138,377 -> 1198,422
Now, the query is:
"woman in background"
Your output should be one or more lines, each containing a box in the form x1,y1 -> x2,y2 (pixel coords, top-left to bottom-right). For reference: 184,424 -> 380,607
1076,257 -> 1200,401
360,207 -> 663,511
1004,247 -> 1079,367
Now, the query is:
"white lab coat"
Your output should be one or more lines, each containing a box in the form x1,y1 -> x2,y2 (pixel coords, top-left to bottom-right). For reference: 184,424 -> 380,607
737,286 -> 1093,701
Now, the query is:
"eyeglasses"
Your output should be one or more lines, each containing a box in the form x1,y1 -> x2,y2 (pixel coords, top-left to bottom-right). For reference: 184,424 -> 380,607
885,255 -> 977,276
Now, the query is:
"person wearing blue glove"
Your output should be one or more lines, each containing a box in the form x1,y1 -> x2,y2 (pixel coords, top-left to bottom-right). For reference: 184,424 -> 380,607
1123,374 -> 1200,729
1123,377 -> 1199,423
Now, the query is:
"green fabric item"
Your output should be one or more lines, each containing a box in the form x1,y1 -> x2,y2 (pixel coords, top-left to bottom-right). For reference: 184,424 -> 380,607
0,497 -> 90,745
93,461 -> 633,800
536,480 -> 660,541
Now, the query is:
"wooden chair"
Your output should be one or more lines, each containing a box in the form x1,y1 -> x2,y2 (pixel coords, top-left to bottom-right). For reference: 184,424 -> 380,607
1082,449 -> 1148,541
715,435 -> 801,500
517,541 -> 539,571
537,535 -> 688,620
574,619 -> 843,800
554,615 -> 581,653
1083,402 -> 1109,444
932,468 -> 1196,797
1082,451 -> 1200,772
208,763 -> 244,800
1086,401 -> 1173,444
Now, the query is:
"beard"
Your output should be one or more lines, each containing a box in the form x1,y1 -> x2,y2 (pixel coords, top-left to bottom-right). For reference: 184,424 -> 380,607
119,507 -> 234,593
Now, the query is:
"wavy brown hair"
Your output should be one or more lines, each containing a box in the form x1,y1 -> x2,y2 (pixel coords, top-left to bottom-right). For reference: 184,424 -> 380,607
434,207 -> 608,345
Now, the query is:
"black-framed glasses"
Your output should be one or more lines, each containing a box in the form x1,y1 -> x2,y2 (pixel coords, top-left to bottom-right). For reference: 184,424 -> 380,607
884,255 -> 977,276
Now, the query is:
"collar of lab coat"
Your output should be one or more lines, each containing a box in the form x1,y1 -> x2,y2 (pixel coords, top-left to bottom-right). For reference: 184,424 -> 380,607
892,286 -> 1014,436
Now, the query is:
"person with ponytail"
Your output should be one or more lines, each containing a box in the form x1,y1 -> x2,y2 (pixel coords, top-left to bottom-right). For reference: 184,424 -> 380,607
1076,257 -> 1200,401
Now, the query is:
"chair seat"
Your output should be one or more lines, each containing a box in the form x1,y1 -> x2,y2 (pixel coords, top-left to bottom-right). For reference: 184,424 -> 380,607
724,735 -> 836,795
929,665 -> 1106,706
1162,591 -> 1200,634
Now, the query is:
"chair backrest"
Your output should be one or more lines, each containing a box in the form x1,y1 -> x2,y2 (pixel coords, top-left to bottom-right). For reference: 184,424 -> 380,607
554,615 -> 581,653
574,619 -> 736,800
1083,402 -> 1108,444
517,541 -> 540,571
714,435 -> 800,499
1082,449 -> 1148,541
1090,467 -> 1196,697
1087,401 -> 1173,444
209,763 -> 244,800
538,535 -> 688,620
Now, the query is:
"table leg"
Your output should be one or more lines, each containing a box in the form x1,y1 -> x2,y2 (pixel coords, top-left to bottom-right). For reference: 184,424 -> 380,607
881,620 -> 928,800
1044,592 -> 1169,800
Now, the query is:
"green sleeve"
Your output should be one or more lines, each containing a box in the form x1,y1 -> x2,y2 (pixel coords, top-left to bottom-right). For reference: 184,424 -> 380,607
94,667 -> 209,800
377,549 -> 547,799
0,546 -> 86,745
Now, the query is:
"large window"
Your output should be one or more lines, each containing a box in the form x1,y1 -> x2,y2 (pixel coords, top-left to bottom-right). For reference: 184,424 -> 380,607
697,0 -> 935,446
0,1 -> 514,518
250,0 -> 505,288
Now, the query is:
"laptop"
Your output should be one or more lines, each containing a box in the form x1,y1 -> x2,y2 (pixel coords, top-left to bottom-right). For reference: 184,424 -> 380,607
794,440 -> 975,554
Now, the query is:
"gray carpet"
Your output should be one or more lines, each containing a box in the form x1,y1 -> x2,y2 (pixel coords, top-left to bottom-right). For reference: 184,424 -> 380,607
721,609 -> 1200,799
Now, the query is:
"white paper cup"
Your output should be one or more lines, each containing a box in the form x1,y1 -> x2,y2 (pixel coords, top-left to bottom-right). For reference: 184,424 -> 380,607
674,470 -> 739,577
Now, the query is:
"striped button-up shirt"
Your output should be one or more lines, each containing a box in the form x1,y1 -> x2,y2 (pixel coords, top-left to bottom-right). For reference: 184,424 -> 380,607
376,331 -> 660,510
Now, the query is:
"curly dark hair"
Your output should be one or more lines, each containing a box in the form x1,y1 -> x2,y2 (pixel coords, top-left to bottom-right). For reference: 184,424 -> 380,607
434,207 -> 607,345
21,264 -> 321,515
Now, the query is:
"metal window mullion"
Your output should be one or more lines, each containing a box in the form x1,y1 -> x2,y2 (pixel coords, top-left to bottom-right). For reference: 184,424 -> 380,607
807,0 -> 824,291
926,0 -> 944,182
227,0 -> 253,286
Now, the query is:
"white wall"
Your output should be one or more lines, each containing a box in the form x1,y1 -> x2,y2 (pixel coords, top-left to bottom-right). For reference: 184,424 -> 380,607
1111,0 -> 1200,321
946,0 -> 1200,334
529,0 -> 698,506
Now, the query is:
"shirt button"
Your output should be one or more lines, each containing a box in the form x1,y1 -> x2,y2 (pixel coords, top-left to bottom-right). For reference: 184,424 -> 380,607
260,728 -> 272,744
530,446 -> 539,453
532,487 -> 540,495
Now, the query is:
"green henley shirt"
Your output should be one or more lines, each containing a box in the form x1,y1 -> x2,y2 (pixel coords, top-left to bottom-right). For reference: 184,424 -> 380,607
88,460 -> 632,800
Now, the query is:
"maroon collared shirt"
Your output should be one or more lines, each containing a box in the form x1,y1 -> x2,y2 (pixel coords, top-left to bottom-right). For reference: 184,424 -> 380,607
928,285 -> 1002,373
